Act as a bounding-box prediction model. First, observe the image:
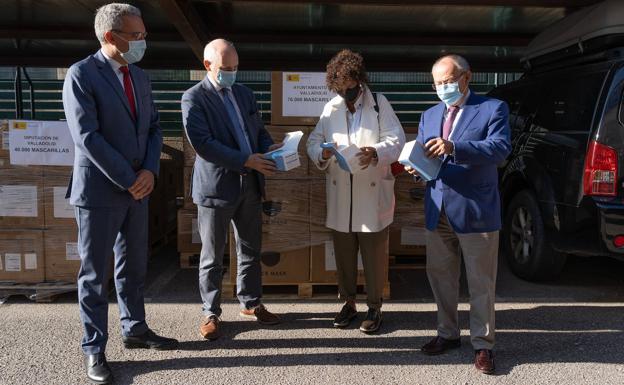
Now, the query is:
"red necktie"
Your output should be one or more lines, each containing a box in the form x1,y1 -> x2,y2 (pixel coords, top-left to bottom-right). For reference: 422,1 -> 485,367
119,66 -> 136,120
442,106 -> 459,140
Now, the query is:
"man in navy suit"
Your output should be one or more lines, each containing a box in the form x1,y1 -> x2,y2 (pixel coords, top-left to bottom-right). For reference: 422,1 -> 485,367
182,39 -> 283,341
62,3 -> 177,384
406,55 -> 511,375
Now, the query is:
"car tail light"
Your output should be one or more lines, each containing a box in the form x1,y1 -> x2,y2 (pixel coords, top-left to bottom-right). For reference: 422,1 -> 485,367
613,235 -> 624,248
583,141 -> 618,196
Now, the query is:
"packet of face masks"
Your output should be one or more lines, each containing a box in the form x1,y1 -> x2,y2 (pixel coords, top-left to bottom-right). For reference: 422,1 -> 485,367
264,131 -> 304,171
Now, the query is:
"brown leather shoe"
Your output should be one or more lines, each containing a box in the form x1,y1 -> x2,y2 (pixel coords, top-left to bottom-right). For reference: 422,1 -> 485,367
199,316 -> 221,340
240,304 -> 281,325
474,349 -> 495,374
421,336 -> 461,355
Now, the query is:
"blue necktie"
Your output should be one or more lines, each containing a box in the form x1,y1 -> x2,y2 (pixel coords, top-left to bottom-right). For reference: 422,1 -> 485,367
221,88 -> 252,154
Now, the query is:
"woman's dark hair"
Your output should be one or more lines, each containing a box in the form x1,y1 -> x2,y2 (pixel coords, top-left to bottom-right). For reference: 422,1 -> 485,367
325,49 -> 369,93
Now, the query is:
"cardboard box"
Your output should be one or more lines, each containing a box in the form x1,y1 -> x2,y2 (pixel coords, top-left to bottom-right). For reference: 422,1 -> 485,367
310,232 -> 365,284
43,228 -> 80,282
309,179 -> 327,234
270,72 -> 322,126
183,134 -> 196,167
43,171 -> 75,228
262,179 -> 310,252
0,120 -> 9,160
161,136 -> 184,165
182,166 -> 194,209
229,234 -> 310,284
159,159 -> 182,198
0,172 -> 45,229
177,208 -> 201,253
389,225 -> 426,256
394,174 -> 426,227
0,230 -> 45,283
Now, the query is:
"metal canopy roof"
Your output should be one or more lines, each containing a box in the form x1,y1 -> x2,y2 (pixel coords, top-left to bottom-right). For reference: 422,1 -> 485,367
1,0 -> 605,71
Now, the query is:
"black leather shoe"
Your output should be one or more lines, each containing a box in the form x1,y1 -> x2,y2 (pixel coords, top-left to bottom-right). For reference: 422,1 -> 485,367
421,336 -> 461,355
359,308 -> 383,334
122,329 -> 179,350
84,353 -> 113,384
333,303 -> 358,328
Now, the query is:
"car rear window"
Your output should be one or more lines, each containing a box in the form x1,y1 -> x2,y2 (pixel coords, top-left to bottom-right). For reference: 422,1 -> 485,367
532,72 -> 605,133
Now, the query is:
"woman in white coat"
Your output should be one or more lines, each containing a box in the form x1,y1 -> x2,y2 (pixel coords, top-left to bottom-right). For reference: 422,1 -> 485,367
307,49 -> 405,333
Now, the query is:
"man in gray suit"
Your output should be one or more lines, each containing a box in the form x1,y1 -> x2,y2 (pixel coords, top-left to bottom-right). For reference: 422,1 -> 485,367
62,3 -> 177,384
182,39 -> 282,341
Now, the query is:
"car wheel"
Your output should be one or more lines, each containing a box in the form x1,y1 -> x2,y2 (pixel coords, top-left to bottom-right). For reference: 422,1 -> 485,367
503,189 -> 567,281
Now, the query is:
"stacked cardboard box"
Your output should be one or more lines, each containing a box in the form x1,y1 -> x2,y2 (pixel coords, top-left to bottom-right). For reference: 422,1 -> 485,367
0,119 -> 182,284
390,127 -> 427,256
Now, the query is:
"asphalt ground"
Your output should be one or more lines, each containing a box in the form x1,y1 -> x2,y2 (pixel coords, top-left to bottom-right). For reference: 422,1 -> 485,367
1,247 -> 623,385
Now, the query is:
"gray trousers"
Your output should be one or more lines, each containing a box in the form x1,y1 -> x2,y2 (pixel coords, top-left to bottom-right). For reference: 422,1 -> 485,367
426,210 -> 499,350
75,200 -> 150,355
197,175 -> 262,317
332,227 -> 389,310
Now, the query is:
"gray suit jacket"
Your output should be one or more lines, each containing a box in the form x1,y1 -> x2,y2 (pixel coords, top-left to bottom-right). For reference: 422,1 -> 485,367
62,50 -> 162,207
181,77 -> 273,208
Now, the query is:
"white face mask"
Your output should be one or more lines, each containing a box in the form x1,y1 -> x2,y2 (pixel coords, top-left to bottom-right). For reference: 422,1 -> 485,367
114,33 -> 146,64
436,82 -> 463,106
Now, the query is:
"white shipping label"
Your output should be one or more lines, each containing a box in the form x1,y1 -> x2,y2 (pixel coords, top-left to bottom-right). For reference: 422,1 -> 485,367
0,185 -> 38,217
53,186 -> 74,218
282,72 -> 337,117
401,226 -> 427,246
5,253 -> 21,272
1,130 -> 8,150
191,218 -> 201,244
66,243 -> 80,261
324,241 -> 363,271
9,120 -> 74,166
24,253 -> 37,270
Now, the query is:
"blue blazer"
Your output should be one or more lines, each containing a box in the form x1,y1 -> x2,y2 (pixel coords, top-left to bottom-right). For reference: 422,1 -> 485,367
181,77 -> 273,208
62,50 -> 162,207
417,92 -> 511,234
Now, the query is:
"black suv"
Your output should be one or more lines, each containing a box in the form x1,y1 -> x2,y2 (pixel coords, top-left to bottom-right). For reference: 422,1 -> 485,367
489,49 -> 624,281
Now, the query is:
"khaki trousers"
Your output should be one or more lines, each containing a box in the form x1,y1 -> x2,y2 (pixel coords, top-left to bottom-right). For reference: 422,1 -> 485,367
332,227 -> 389,310
426,211 -> 499,350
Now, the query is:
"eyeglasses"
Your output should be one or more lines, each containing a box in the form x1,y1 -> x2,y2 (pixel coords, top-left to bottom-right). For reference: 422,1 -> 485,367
112,30 -> 148,40
431,72 -> 464,90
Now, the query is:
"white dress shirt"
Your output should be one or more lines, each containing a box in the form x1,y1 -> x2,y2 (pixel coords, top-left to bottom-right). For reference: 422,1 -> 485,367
100,49 -> 137,110
445,89 -> 471,141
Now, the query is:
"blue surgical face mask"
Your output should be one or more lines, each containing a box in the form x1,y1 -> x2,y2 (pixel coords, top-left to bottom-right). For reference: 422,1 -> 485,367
216,70 -> 237,88
436,81 -> 464,106
115,34 -> 146,64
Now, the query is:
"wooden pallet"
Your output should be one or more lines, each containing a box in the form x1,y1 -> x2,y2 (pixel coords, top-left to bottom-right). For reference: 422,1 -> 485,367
0,281 -> 77,304
222,277 -> 391,300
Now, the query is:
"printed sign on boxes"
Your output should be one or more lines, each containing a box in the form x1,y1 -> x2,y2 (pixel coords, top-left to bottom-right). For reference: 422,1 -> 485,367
0,172 -> 45,229
271,72 -> 336,126
8,120 -> 74,166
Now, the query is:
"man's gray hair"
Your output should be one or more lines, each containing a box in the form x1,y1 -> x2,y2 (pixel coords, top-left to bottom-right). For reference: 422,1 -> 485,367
94,3 -> 142,43
203,39 -> 235,63
433,54 -> 471,73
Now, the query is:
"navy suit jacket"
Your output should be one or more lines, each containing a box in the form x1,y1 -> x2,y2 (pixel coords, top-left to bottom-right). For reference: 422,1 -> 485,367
62,50 -> 162,207
181,77 -> 273,208
417,92 -> 511,233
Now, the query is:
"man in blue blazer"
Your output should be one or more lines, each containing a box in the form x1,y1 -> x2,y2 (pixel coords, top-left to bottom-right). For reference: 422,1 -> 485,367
62,3 -> 177,384
182,39 -> 283,341
407,55 -> 511,375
